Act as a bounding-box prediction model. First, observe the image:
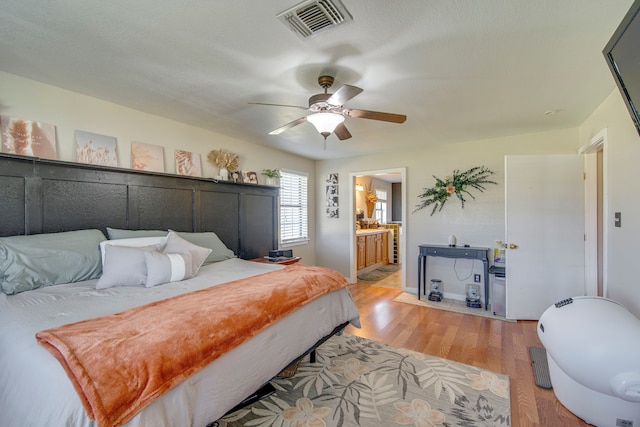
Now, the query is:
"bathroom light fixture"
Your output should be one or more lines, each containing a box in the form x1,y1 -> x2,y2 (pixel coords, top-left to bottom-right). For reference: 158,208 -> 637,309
355,183 -> 364,191
306,112 -> 345,139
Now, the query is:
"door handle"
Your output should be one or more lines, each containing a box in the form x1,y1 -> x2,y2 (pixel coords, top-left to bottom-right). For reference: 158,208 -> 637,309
508,243 -> 518,250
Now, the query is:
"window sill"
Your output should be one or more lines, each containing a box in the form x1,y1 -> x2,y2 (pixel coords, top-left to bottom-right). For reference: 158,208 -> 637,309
281,239 -> 310,248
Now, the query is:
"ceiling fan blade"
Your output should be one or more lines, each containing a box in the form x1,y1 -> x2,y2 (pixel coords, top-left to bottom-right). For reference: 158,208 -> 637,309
334,123 -> 352,140
249,102 -> 308,110
326,85 -> 363,106
268,117 -> 307,135
344,108 -> 407,123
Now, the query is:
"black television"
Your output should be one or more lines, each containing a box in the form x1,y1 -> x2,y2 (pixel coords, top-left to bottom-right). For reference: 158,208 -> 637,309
603,0 -> 640,137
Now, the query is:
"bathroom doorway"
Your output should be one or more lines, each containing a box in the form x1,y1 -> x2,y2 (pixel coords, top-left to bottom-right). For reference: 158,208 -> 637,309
580,129 -> 608,297
349,168 -> 406,290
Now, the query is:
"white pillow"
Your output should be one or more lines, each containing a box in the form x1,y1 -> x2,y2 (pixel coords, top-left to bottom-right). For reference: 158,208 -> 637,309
96,233 -> 208,289
99,236 -> 167,266
144,251 -> 193,287
162,231 -> 211,276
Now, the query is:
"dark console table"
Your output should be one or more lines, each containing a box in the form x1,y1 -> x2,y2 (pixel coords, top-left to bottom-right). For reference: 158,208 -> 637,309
418,244 -> 491,310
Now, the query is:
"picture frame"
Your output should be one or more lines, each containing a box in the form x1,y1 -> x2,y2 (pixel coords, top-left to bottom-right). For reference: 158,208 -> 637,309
1,115 -> 57,160
131,141 -> 165,172
175,149 -> 202,177
242,171 -> 259,184
326,185 -> 338,208
228,170 -> 242,183
75,130 -> 118,167
326,172 -> 339,218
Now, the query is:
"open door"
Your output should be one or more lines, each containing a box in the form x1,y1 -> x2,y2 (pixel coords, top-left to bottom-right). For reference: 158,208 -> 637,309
505,155 -> 585,319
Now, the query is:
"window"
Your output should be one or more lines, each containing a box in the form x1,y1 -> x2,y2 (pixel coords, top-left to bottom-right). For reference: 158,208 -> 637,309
280,170 -> 308,245
375,189 -> 387,223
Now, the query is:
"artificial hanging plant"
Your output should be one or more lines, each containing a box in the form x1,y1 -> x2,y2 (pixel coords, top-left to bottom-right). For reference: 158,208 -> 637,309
414,166 -> 497,215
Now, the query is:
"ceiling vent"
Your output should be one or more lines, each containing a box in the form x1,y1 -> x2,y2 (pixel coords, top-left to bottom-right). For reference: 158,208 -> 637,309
277,0 -> 353,39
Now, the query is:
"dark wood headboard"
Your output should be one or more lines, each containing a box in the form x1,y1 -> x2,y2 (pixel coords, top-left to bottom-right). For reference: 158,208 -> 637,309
0,154 -> 279,259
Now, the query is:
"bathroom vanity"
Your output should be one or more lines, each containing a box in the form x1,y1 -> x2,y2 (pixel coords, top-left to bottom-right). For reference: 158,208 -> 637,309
356,229 -> 390,273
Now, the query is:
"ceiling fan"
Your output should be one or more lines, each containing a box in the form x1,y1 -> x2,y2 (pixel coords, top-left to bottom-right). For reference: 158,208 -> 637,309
251,75 -> 407,143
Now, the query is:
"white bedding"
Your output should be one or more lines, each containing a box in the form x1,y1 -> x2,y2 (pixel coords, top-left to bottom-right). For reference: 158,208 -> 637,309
0,258 -> 360,427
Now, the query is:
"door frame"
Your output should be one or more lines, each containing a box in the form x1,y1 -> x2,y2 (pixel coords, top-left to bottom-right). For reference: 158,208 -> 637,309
349,167 -> 407,288
579,128 -> 609,297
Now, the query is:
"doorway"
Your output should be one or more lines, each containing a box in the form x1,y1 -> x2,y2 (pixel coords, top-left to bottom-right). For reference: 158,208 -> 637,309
580,129 -> 608,297
349,168 -> 407,290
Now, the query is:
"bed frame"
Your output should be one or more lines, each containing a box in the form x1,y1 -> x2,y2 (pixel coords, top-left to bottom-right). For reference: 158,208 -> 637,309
0,153 -> 278,259
224,321 -> 349,417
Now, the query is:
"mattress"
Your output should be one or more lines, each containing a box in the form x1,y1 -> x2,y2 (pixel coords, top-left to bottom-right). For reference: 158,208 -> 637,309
0,258 -> 360,427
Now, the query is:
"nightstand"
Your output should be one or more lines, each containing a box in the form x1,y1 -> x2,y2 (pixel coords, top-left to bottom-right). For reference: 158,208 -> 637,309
249,256 -> 302,265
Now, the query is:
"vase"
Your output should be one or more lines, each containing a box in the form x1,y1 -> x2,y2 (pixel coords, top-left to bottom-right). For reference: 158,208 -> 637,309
366,201 -> 375,218
219,167 -> 229,181
266,177 -> 277,186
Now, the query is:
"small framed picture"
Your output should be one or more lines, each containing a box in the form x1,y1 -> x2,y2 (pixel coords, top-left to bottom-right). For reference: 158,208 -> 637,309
243,171 -> 259,184
229,170 -> 242,183
326,173 -> 338,184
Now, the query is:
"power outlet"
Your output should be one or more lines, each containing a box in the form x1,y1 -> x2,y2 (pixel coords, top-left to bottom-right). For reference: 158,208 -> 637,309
474,274 -> 481,283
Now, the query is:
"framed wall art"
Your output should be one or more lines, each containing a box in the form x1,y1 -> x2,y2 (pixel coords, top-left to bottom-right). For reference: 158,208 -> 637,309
1,115 -> 57,160
131,141 -> 165,172
75,130 -> 118,167
175,149 -> 202,177
326,172 -> 339,218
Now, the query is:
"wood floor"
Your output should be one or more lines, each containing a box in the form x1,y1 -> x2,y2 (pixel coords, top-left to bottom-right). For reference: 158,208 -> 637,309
344,283 -> 590,427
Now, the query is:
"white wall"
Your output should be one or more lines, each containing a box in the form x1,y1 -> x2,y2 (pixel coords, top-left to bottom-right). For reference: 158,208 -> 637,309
316,129 -> 579,299
580,90 -> 640,317
0,71 -> 318,263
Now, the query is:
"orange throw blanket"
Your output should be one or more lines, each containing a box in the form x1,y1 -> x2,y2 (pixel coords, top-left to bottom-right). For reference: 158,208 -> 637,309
36,264 -> 350,427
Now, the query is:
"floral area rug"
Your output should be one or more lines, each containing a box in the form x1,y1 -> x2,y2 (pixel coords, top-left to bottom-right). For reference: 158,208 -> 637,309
214,333 -> 511,427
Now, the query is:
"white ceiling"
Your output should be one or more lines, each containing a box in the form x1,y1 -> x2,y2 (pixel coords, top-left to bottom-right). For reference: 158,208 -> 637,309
0,0 -> 633,160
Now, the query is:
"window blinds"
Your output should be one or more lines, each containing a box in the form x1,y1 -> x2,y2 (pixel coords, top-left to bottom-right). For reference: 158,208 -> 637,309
280,170 -> 308,244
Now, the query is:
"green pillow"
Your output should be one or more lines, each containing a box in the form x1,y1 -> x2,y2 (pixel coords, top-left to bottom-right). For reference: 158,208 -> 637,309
170,230 -> 235,265
0,229 -> 107,295
106,227 -> 167,240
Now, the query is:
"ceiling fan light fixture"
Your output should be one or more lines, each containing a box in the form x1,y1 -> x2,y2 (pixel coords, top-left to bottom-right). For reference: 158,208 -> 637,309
306,112 -> 344,136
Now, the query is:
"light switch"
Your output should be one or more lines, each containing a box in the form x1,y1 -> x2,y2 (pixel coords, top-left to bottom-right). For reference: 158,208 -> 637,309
615,212 -> 622,228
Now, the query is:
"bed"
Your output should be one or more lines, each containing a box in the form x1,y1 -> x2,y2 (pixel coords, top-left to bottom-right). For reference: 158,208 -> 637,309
0,154 -> 360,427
